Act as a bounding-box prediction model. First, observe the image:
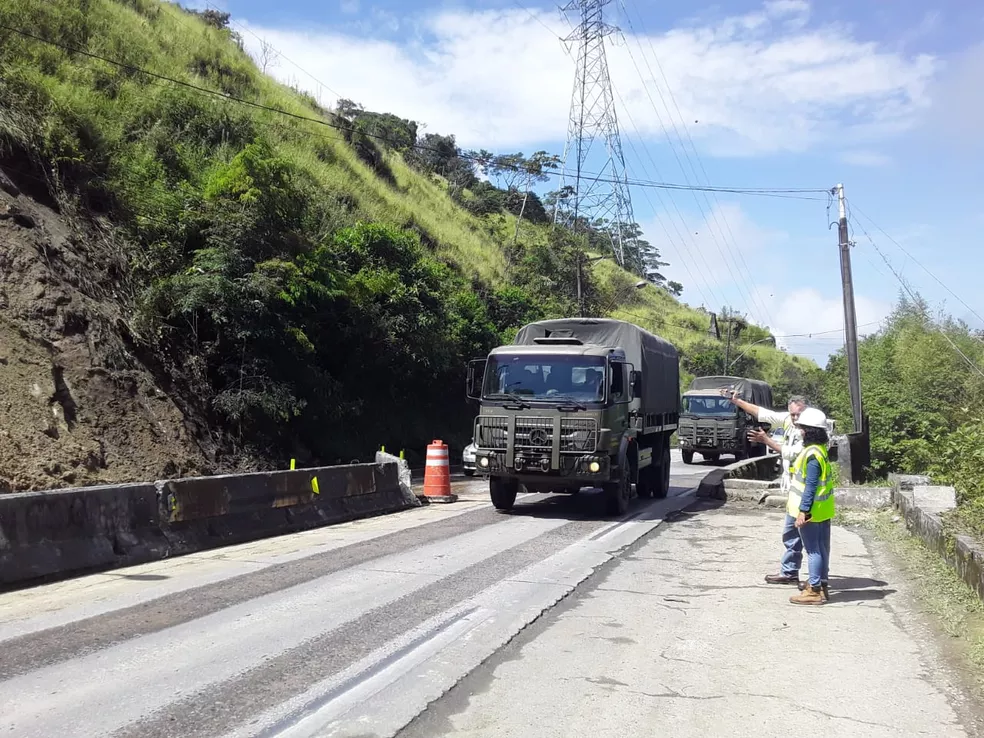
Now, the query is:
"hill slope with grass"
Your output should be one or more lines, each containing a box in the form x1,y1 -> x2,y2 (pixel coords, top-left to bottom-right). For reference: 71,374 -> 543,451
0,0 -> 818,491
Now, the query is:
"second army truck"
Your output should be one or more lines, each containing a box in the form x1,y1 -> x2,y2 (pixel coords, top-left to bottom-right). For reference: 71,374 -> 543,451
466,318 -> 680,515
677,375 -> 774,463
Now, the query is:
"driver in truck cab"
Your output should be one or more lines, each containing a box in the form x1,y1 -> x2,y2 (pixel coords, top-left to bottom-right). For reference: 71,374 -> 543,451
723,391 -> 809,586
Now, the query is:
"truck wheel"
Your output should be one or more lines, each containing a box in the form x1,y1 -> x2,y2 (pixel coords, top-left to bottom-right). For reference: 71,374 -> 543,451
637,464 -> 655,499
655,445 -> 671,499
490,477 -> 518,512
604,463 -> 630,516
681,450 -> 695,465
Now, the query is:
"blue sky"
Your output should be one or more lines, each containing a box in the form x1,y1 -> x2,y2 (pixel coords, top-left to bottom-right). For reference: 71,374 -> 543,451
193,0 -> 984,365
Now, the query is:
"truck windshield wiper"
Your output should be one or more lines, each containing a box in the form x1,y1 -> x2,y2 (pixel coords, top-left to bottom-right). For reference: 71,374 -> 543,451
485,392 -> 531,408
551,395 -> 587,410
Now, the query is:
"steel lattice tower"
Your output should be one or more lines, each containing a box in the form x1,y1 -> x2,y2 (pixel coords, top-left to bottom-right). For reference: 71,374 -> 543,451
554,0 -> 634,266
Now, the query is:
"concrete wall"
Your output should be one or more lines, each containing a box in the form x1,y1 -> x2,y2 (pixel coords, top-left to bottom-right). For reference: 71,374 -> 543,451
0,461 -> 418,588
891,474 -> 984,603
697,455 -> 892,511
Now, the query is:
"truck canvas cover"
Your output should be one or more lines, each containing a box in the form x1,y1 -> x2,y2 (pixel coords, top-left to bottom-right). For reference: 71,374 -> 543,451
512,318 -> 680,416
686,375 -> 773,409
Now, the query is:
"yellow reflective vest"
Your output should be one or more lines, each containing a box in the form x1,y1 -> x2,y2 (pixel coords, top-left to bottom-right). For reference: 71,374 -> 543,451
787,444 -> 835,522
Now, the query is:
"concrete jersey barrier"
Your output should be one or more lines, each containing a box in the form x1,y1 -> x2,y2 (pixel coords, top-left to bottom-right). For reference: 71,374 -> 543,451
0,460 -> 418,588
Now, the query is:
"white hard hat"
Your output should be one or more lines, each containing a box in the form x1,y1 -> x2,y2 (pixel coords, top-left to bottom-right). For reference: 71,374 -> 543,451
796,407 -> 828,429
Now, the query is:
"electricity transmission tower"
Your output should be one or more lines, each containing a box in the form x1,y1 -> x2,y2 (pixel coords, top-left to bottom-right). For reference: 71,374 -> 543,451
554,0 -> 635,267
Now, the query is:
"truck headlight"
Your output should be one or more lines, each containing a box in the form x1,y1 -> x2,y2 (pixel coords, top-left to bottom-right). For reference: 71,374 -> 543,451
589,461 -> 601,473
479,457 -> 490,468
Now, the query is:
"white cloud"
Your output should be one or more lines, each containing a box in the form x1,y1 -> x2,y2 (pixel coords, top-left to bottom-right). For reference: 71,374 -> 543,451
770,288 -> 891,364
840,150 -> 892,167
239,1 -> 937,152
926,42 -> 984,152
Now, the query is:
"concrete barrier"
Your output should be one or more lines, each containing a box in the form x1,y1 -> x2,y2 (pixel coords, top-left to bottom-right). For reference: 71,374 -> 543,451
697,455 -> 780,502
0,461 -> 419,588
698,455 -> 892,511
890,479 -> 984,602
0,482 -> 168,586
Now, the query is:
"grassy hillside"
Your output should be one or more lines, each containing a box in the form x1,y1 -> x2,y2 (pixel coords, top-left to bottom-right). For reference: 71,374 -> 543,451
0,0 -> 818,489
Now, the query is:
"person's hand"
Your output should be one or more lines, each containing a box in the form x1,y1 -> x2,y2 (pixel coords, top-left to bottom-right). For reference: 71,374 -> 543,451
719,388 -> 737,404
747,429 -> 767,444
794,512 -> 807,528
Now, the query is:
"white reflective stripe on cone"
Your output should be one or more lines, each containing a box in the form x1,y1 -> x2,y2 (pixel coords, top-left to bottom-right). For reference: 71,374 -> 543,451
426,451 -> 449,458
425,460 -> 450,467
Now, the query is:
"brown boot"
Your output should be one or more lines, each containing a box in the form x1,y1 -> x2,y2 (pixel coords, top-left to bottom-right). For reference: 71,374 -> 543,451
790,584 -> 825,605
765,573 -> 800,585
798,580 -> 829,601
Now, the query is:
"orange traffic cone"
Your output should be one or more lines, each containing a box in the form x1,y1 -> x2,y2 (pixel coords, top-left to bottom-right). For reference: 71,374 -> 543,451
423,440 -> 457,503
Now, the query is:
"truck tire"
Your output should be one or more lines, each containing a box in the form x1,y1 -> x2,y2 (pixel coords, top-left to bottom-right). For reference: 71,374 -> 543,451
681,450 -> 695,465
655,445 -> 671,499
604,463 -> 630,516
637,464 -> 655,498
490,477 -> 518,512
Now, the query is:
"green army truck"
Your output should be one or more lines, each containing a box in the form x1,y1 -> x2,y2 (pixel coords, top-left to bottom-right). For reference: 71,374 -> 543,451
677,375 -> 773,464
466,318 -> 681,515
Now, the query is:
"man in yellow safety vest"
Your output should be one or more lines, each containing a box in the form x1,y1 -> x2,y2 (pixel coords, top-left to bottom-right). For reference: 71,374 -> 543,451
787,407 -> 835,605
724,391 -> 808,585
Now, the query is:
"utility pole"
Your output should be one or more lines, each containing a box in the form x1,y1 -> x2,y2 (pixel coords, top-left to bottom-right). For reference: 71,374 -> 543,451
554,0 -> 635,266
834,183 -> 863,433
576,252 -> 584,317
724,317 -> 732,374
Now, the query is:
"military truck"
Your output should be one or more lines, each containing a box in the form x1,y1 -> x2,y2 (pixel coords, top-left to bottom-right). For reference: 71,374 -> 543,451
677,375 -> 773,464
466,318 -> 680,515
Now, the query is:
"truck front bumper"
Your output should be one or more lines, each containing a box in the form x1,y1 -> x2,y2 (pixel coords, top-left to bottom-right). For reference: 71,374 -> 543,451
474,449 -> 610,480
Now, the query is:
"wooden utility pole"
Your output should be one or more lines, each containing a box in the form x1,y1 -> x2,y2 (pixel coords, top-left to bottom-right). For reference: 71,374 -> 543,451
724,317 -> 732,374
835,183 -> 863,432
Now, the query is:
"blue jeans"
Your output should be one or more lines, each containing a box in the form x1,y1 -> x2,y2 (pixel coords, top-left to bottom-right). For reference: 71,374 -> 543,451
780,514 -> 803,576
799,519 -> 831,587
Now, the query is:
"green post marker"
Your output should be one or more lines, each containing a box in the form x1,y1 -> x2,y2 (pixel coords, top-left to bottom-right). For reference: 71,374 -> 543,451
290,458 -> 296,470
400,450 -> 405,459
381,445 -> 386,453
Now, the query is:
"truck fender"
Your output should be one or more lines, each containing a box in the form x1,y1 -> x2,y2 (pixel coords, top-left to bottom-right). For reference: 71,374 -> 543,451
616,436 -> 638,482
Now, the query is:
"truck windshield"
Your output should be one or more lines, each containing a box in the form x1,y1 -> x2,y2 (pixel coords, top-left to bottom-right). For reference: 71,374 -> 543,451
483,354 -> 607,403
683,396 -> 736,416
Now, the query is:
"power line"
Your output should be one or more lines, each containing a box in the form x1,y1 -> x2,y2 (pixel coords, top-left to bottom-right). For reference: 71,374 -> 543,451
508,0 -> 566,41
849,213 -> 984,380
1,18 -> 833,204
611,84 -> 724,311
206,1 -> 345,102
850,203 -> 984,330
616,1 -> 777,329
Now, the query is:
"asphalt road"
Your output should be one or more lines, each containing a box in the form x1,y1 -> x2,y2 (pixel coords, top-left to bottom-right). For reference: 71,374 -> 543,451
0,454 -> 703,738
4,451 -> 972,737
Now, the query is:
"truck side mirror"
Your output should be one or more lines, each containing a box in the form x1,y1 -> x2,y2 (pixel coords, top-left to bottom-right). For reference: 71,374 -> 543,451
630,370 -> 642,399
466,359 -> 486,401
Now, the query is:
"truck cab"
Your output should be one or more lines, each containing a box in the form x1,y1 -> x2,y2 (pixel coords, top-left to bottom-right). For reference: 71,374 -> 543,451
677,375 -> 773,464
466,318 -> 680,516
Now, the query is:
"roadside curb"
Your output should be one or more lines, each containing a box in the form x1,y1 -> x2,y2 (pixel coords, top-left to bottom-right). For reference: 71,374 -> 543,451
891,474 -> 984,603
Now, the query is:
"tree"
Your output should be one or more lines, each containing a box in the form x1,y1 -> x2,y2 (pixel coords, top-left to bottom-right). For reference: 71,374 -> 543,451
667,281 -> 683,297
258,38 -> 280,74
194,9 -> 231,29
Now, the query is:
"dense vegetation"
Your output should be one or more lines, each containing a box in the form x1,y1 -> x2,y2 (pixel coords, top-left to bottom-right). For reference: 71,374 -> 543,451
823,296 -> 984,535
0,0 -> 822,471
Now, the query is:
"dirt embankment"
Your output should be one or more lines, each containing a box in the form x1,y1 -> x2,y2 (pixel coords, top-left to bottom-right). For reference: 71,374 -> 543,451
0,164 -> 212,492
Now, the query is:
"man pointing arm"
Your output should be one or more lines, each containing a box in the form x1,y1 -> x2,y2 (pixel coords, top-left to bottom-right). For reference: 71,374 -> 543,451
723,390 -> 809,585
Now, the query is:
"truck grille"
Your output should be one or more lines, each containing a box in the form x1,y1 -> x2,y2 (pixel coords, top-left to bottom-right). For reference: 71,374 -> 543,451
475,416 -> 599,453
560,417 -> 598,453
476,416 -> 508,450
515,417 -> 553,452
